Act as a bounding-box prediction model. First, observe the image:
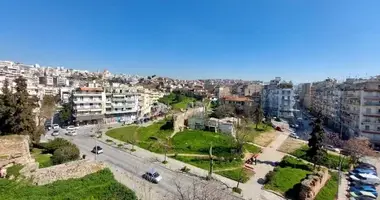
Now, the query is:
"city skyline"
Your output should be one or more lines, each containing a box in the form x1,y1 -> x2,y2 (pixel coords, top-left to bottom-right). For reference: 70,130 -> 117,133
1,1 -> 380,83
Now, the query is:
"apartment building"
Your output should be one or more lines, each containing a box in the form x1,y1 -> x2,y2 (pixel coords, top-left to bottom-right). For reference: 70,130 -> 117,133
262,77 -> 296,119
220,96 -> 253,106
299,83 -> 312,109
136,86 -> 166,118
216,86 -> 231,98
72,86 -> 104,125
104,84 -> 139,124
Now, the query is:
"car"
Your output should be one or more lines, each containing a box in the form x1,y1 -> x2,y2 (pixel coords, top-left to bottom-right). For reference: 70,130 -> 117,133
289,132 -> 300,139
351,168 -> 377,174
53,124 -> 60,129
65,130 -> 77,136
349,196 -> 377,200
275,126 -> 283,132
66,125 -> 77,131
142,169 -> 162,183
91,146 -> 103,154
350,174 -> 380,185
324,145 -> 340,153
350,191 -> 377,199
350,188 -> 378,197
358,163 -> 377,170
51,129 -> 60,136
350,185 -> 377,193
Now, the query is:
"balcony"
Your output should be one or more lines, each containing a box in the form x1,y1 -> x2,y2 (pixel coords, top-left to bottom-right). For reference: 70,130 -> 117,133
362,130 -> 380,135
73,99 -> 102,104
113,94 -> 125,97
73,92 -> 102,96
105,109 -> 137,114
363,102 -> 380,106
362,119 -> 380,125
75,106 -> 102,112
363,113 -> 380,118
112,98 -> 126,102
364,95 -> 380,100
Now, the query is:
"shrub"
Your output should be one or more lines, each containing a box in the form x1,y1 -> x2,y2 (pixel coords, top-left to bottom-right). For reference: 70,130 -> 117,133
180,166 -> 190,173
51,144 -> 80,165
41,138 -> 71,154
5,164 -> 23,179
232,187 -> 242,194
162,160 -> 168,164
130,148 -> 136,152
106,139 -> 113,143
117,144 -> 123,148
108,127 -> 112,129
265,170 -> 276,183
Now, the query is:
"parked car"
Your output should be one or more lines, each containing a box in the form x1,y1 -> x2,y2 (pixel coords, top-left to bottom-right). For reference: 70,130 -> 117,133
349,196 -> 377,200
350,188 -> 378,197
66,125 -> 77,131
51,129 -> 59,136
91,146 -> 103,154
53,124 -> 60,129
350,168 -> 377,176
275,126 -> 283,132
324,145 -> 340,153
357,163 -> 377,171
350,191 -> 377,199
289,132 -> 300,139
349,174 -> 380,185
350,185 -> 377,193
65,130 -> 77,136
142,169 -> 162,183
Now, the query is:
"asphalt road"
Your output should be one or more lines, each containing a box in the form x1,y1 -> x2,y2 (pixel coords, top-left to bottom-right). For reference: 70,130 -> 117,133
43,126 -> 241,200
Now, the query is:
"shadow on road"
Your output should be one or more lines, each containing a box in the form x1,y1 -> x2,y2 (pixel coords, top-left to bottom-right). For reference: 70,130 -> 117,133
256,160 -> 279,167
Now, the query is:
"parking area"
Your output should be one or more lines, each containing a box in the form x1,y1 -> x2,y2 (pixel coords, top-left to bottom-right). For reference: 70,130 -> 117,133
341,157 -> 380,200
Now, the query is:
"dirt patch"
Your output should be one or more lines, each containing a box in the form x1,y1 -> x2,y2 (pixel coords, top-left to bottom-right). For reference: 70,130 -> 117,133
254,131 -> 279,147
277,137 -> 307,154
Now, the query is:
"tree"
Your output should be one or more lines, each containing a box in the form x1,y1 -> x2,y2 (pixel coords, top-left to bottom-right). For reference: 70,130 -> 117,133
51,144 -> 80,164
207,144 -> 214,180
59,102 -> 72,125
38,95 -> 56,127
235,120 -> 250,155
159,137 -> 172,163
43,138 -> 72,153
0,79 -> 15,135
211,104 -> 235,119
94,120 -> 104,137
307,116 -> 327,168
343,138 -> 375,164
129,128 -> 139,151
253,102 -> 264,129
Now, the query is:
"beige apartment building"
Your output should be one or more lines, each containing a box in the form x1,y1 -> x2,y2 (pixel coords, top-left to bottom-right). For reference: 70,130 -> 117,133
72,86 -> 104,125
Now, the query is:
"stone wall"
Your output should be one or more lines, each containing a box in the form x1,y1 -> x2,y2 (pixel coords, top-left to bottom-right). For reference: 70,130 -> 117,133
172,107 -> 204,134
28,160 -> 106,185
299,168 -> 330,200
0,135 -> 33,167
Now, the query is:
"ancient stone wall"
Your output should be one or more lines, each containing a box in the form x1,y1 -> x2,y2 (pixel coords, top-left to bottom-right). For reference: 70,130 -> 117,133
173,107 -> 204,135
0,135 -> 32,167
28,160 -> 106,185
299,168 -> 330,200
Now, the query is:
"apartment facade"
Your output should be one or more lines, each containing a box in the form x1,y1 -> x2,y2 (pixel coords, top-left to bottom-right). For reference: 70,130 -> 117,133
72,86 -> 104,124
262,78 -> 296,119
104,84 -> 139,124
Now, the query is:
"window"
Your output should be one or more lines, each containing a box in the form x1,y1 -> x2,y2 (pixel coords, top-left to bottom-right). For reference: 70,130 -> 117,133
89,103 -> 93,106
377,127 -> 380,131
378,85 -> 380,89
366,108 -> 371,114
365,125 -> 370,130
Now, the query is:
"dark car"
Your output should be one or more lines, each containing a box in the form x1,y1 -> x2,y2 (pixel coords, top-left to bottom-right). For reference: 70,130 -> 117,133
142,169 -> 162,183
358,163 -> 377,171
91,146 -> 103,154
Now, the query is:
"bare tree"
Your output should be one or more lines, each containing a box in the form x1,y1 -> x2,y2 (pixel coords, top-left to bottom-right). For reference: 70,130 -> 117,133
172,178 -> 239,200
129,127 -> 139,151
159,136 -> 172,163
94,120 -> 104,137
38,95 -> 56,127
343,138 -> 375,164
207,144 -> 214,180
234,120 -> 250,155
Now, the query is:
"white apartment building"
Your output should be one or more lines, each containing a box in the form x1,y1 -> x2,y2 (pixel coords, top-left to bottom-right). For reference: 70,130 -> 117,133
104,84 -> 139,124
136,86 -> 166,118
72,86 -> 105,125
60,87 -> 74,103
262,78 -> 296,119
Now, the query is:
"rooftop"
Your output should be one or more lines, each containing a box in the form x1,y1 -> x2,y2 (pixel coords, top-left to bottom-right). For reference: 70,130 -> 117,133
222,96 -> 253,102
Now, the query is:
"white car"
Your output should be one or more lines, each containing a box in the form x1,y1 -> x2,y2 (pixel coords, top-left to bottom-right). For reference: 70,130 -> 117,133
289,132 -> 300,139
66,125 -> 77,131
53,124 -> 60,129
142,169 -> 162,183
51,129 -> 60,136
65,130 -> 77,136
91,146 -> 103,154
325,145 -> 340,153
350,174 -> 380,185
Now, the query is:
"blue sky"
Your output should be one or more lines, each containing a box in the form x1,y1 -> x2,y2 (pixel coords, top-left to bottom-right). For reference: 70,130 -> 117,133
0,0 -> 380,83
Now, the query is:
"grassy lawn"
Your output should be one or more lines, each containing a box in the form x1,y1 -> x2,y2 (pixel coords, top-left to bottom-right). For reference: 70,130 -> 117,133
172,97 -> 196,110
173,156 -> 252,182
172,130 -> 236,156
243,143 -> 261,154
0,169 -> 136,200
245,123 -> 275,146
5,164 -> 23,179
264,156 -> 312,198
106,120 -> 173,153
158,93 -> 196,110
216,168 -> 253,183
315,172 -> 338,200
291,145 -> 350,171
31,148 -> 52,168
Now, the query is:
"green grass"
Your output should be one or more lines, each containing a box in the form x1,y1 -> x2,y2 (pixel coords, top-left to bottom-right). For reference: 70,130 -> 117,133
31,148 -> 52,168
246,123 -> 274,143
216,168 -> 253,183
172,130 -> 236,156
172,97 -> 196,110
5,164 -> 23,179
264,156 -> 313,198
158,93 -> 196,110
264,167 -> 310,196
291,145 -> 350,170
315,172 -> 338,200
243,144 -> 261,154
0,169 -> 137,200
106,120 -> 173,153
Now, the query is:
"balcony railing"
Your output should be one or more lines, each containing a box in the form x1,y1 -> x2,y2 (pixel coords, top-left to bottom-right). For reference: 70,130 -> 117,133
105,109 -> 137,114
364,102 -> 380,106
73,92 -> 102,96
73,99 -> 102,104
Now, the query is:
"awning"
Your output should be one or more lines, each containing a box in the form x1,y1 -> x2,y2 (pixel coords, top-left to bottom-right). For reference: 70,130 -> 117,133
75,114 -> 104,121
